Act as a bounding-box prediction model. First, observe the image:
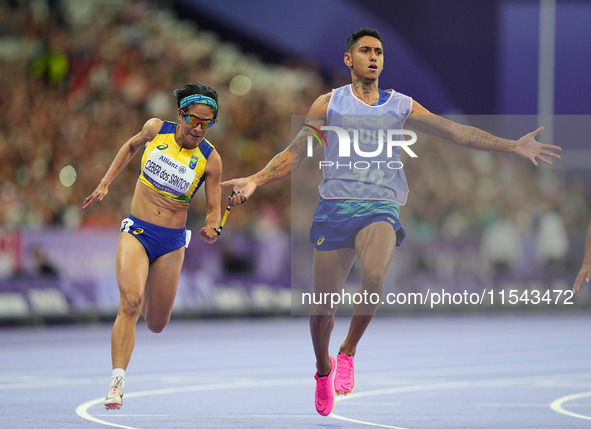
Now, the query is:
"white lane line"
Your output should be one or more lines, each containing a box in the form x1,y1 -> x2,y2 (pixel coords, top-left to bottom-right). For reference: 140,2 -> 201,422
330,412 -> 410,429
328,380 -> 482,429
76,378 -> 308,429
76,396 -> 135,429
76,373 -> 591,428
550,391 -> 591,421
329,373 -> 590,428
94,415 -> 169,417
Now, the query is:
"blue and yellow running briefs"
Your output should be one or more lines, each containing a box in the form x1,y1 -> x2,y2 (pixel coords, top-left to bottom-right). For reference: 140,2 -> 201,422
121,215 -> 191,263
138,121 -> 214,204
310,199 -> 405,251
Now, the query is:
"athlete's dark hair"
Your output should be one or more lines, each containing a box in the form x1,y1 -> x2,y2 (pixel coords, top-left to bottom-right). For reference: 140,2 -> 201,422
173,82 -> 219,118
345,28 -> 383,53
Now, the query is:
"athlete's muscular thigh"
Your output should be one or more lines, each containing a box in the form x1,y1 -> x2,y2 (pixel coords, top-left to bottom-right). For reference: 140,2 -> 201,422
312,248 -> 356,315
116,232 -> 150,314
142,247 -> 185,331
354,221 -> 396,292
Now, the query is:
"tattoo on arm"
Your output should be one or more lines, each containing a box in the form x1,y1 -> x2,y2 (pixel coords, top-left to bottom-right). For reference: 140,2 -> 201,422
257,138 -> 301,182
438,117 -> 454,128
266,157 -> 287,176
290,135 -> 308,153
466,128 -> 500,149
258,155 -> 289,180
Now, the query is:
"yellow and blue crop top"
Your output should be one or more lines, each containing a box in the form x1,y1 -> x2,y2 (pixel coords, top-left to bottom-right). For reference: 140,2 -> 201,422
138,121 -> 214,203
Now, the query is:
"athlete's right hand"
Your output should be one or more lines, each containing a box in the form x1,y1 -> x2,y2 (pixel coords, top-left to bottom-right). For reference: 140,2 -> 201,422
221,178 -> 257,206
81,184 -> 108,212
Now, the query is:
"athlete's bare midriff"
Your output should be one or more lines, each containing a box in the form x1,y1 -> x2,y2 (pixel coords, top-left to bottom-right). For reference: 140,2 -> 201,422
129,180 -> 189,228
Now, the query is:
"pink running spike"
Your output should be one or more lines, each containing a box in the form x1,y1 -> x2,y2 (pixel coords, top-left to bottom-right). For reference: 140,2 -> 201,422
314,355 -> 336,416
334,353 -> 355,395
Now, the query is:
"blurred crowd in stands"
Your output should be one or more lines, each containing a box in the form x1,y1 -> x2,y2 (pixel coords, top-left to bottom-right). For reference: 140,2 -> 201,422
0,0 -> 326,231
1,0 -> 589,273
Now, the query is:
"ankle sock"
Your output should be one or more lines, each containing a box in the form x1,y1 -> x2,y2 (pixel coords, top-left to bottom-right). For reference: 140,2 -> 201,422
111,368 -> 126,388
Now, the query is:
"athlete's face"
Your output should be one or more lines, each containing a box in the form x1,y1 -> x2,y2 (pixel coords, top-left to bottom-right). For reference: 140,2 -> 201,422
344,36 -> 384,82
177,103 -> 216,148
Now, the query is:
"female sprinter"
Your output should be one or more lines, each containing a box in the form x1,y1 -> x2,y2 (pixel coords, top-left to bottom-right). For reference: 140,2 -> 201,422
82,82 -> 245,410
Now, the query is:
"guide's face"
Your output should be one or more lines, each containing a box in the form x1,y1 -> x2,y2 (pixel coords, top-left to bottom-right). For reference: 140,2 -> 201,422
345,36 -> 384,81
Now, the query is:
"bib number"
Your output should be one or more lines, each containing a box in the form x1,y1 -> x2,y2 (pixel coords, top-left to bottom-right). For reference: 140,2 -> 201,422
120,217 -> 134,232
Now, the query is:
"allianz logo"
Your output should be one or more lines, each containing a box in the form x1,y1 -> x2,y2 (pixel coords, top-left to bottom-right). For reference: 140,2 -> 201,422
159,155 -> 178,169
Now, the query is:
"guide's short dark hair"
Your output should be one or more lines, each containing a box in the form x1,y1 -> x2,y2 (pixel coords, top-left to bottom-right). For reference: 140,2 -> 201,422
346,28 -> 383,52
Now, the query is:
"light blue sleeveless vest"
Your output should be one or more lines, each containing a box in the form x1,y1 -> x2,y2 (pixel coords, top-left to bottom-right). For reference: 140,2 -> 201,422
318,84 -> 412,205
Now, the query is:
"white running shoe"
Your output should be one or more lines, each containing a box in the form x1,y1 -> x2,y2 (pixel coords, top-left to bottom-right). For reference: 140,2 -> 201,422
104,376 -> 124,410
